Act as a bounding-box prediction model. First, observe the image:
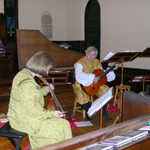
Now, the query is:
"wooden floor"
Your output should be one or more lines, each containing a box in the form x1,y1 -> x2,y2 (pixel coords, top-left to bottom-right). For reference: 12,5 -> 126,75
0,80 -> 117,149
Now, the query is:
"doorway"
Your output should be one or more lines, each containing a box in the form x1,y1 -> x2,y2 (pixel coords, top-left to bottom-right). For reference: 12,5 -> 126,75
85,0 -> 100,58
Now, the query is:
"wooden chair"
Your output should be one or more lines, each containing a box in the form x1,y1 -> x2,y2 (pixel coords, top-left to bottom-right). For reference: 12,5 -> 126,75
73,97 -> 93,120
72,84 -> 93,119
0,122 -> 29,150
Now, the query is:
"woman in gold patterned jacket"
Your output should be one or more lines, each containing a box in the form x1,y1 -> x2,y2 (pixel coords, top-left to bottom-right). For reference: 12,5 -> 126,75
7,51 -> 72,149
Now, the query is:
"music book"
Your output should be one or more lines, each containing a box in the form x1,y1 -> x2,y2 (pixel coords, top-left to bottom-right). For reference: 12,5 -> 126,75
74,121 -> 93,127
121,130 -> 148,142
103,51 -> 140,64
103,52 -> 115,61
101,135 -> 132,148
87,88 -> 113,117
138,126 -> 150,131
80,143 -> 113,150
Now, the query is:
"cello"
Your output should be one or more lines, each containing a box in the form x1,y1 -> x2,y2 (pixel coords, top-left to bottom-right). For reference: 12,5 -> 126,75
35,76 -> 66,118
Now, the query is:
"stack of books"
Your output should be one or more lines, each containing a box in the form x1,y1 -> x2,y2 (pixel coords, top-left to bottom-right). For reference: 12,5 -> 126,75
80,143 -> 113,150
80,128 -> 149,150
101,135 -> 132,148
74,121 -> 93,127
138,125 -> 150,132
121,130 -> 148,142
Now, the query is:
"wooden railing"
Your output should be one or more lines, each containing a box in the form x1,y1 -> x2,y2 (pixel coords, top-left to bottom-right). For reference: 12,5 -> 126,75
35,114 -> 150,150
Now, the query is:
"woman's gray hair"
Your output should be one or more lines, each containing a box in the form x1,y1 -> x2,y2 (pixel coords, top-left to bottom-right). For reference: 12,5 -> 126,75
85,46 -> 98,56
25,51 -> 55,76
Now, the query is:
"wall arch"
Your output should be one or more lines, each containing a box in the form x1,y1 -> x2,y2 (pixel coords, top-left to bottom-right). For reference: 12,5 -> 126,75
85,0 -> 100,58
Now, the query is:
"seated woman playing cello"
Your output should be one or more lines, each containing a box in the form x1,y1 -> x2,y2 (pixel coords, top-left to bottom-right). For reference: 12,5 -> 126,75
7,51 -> 72,149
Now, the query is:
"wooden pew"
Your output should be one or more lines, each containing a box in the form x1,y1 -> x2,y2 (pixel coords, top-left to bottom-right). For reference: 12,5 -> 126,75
34,114 -> 150,150
122,91 -> 150,121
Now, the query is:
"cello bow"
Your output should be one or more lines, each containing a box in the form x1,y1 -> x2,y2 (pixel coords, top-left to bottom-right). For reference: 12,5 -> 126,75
38,77 -> 67,118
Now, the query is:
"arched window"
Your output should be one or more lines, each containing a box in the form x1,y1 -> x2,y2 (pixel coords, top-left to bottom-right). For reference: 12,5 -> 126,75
85,0 -> 100,58
41,11 -> 53,40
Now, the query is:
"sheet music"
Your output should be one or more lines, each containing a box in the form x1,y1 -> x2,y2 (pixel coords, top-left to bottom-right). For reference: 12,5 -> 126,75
138,126 -> 150,131
103,52 -> 114,61
74,121 -> 93,127
87,88 -> 113,117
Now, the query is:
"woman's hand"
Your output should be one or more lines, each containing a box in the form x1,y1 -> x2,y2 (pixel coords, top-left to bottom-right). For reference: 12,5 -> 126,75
45,83 -> 55,92
115,63 -> 119,70
54,111 -> 64,118
49,83 -> 54,90
113,63 -> 119,70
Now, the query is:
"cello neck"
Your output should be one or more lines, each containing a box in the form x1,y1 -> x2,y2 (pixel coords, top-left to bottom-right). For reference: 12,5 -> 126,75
36,77 -> 66,117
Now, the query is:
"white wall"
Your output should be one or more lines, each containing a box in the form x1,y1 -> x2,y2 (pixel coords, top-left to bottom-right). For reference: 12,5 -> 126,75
66,0 -> 88,40
18,0 -> 88,41
99,0 -> 150,69
18,0 -> 150,69
18,0 -> 68,40
0,0 -> 4,14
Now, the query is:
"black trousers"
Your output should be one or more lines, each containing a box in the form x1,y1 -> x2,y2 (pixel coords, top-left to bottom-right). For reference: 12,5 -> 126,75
80,102 -> 91,112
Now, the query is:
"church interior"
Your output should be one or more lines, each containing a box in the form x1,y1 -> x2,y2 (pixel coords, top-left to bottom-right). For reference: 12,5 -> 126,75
1,0 -> 150,149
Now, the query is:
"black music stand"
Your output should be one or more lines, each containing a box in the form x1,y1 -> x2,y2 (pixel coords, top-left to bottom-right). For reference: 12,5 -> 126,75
104,51 -> 140,85
103,51 -> 140,124
139,47 -> 150,57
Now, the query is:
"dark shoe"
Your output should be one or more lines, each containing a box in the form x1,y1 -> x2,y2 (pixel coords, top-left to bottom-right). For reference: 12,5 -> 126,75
80,102 -> 92,120
85,113 -> 92,121
81,102 -> 91,112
